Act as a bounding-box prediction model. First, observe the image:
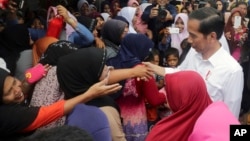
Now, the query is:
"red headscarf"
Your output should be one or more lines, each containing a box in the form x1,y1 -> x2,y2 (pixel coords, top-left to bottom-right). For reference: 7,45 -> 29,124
146,71 -> 212,141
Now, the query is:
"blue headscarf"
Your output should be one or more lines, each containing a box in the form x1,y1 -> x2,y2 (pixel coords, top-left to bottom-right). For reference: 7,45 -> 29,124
107,33 -> 154,69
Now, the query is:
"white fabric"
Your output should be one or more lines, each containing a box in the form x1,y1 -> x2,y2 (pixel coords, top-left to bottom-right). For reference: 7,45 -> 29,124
171,13 -> 189,56
117,7 -> 137,34
219,33 -> 230,53
101,13 -> 111,22
165,47 -> 243,118
139,3 -> 152,12
0,57 -> 9,72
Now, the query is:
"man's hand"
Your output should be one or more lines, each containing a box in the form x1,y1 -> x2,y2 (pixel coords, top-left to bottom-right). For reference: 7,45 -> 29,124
165,10 -> 173,21
150,5 -> 159,18
132,65 -> 154,81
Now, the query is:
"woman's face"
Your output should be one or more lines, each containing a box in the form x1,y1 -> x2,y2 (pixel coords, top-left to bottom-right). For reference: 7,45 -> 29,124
120,26 -> 129,40
113,2 -> 120,11
103,4 -> 111,13
96,17 -> 104,30
132,9 -> 139,26
216,1 -> 223,11
80,3 -> 90,16
2,76 -> 24,104
175,17 -> 184,33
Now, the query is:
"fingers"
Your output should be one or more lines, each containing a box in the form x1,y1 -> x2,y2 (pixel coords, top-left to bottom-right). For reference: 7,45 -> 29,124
96,79 -> 122,95
104,83 -> 122,94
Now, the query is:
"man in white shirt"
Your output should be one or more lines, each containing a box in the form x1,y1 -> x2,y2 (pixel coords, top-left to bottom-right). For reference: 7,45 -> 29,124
144,7 -> 243,118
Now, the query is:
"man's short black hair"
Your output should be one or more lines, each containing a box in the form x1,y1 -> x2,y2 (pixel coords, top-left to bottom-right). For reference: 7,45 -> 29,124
189,7 -> 224,39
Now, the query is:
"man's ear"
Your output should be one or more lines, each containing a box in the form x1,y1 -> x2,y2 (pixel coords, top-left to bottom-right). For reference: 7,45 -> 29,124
209,31 -> 218,42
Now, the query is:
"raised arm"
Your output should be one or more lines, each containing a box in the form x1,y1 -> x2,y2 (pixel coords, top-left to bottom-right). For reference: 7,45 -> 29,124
23,78 -> 122,132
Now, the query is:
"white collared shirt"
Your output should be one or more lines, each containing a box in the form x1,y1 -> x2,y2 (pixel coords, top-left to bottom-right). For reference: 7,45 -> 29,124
165,47 -> 244,118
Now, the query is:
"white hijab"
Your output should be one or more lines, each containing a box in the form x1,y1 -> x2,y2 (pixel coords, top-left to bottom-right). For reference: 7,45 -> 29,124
117,7 -> 137,34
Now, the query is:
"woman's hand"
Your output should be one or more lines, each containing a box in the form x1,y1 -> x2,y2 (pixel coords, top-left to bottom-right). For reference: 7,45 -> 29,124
25,64 -> 52,84
43,64 -> 52,76
95,37 -> 105,48
57,5 -> 70,20
87,78 -> 122,98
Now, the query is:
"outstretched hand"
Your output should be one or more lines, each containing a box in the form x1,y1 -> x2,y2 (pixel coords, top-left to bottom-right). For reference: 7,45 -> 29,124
87,78 -> 122,98
133,64 -> 154,81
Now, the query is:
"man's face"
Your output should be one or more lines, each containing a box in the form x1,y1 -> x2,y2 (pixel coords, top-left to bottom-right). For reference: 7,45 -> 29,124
238,4 -> 247,17
187,19 -> 209,54
2,76 -> 24,104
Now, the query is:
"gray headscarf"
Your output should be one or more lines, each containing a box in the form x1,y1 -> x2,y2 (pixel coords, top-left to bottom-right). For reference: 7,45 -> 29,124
101,19 -> 127,46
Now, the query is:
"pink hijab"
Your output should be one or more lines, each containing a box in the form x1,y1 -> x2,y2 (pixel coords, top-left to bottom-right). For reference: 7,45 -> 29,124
146,71 -> 212,141
188,101 -> 240,141
171,13 -> 189,56
46,6 -> 76,40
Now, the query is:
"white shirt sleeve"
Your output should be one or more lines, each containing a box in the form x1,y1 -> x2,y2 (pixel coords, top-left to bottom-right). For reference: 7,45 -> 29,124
223,69 -> 244,118
164,67 -> 180,74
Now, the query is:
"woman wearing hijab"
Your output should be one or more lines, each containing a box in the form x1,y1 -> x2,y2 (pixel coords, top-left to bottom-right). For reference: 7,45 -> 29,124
170,13 -> 189,56
101,19 -> 128,59
30,41 -> 81,130
188,101 -> 240,141
56,46 -> 154,141
0,65 -> 121,140
47,5 -> 94,47
32,36 -> 58,66
107,34 -> 167,141
117,6 -> 138,34
128,0 -> 149,35
77,0 -> 90,17
146,71 -> 213,141
224,7 -> 248,62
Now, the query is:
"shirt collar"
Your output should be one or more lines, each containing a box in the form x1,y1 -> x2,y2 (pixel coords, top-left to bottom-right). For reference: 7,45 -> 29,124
194,46 -> 225,67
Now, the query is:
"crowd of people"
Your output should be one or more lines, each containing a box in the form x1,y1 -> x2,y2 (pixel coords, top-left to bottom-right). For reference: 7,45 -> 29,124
0,0 -> 249,140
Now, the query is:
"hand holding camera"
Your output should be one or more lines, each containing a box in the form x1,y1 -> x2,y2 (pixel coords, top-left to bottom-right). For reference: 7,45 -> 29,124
150,5 -> 159,18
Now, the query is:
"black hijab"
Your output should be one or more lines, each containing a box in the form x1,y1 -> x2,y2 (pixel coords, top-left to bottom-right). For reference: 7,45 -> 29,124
56,47 -> 118,108
57,47 -> 106,99
39,40 -> 79,66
